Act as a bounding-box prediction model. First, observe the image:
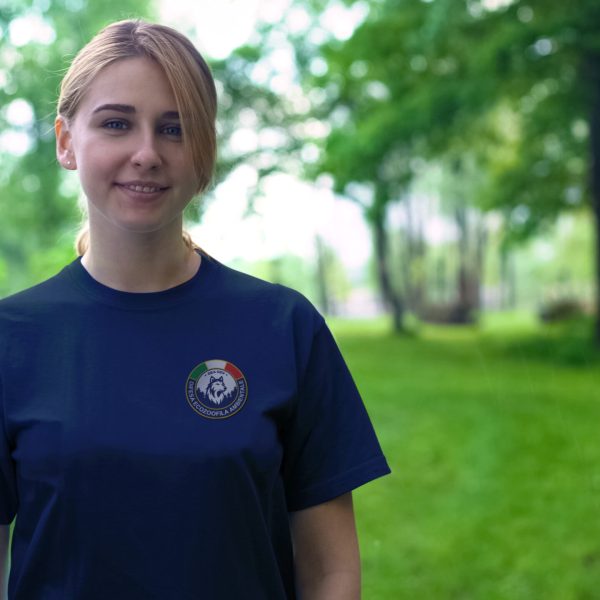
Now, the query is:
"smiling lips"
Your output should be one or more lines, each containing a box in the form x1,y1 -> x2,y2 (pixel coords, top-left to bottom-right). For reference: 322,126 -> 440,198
117,182 -> 168,194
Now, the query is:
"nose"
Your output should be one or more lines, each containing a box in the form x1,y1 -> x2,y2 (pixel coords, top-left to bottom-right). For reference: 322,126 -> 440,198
130,132 -> 162,170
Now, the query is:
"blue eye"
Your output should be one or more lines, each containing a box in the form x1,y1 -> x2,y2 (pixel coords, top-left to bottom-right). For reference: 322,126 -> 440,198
162,124 -> 182,137
103,120 -> 128,130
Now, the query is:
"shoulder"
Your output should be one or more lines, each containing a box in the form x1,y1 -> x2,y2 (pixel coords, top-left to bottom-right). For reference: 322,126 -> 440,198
0,271 -> 67,368
0,265 -> 73,326
205,255 -> 324,331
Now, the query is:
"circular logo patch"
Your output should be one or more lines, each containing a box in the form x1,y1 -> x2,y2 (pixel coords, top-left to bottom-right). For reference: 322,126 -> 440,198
186,360 -> 248,420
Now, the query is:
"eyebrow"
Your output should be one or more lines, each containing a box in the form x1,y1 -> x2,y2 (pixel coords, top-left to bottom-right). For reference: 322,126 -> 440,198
92,104 -> 180,119
93,104 -> 134,114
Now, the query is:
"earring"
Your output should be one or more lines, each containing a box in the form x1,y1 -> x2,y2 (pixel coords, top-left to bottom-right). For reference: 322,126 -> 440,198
66,160 -> 71,167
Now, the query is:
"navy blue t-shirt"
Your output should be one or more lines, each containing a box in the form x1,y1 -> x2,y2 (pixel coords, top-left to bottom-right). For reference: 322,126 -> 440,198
0,253 -> 390,599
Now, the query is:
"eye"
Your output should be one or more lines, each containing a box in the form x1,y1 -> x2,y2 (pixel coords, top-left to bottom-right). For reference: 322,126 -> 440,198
162,124 -> 182,138
102,119 -> 128,131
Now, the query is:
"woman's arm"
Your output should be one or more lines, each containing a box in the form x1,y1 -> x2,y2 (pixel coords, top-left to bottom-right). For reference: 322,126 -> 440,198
290,492 -> 361,600
0,525 -> 9,600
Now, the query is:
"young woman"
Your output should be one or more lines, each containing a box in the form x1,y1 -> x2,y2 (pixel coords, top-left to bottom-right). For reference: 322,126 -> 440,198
0,20 -> 390,599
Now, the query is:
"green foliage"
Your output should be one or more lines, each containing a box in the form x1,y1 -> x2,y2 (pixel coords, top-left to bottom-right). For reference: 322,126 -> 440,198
287,0 -> 600,333
211,40 -> 305,195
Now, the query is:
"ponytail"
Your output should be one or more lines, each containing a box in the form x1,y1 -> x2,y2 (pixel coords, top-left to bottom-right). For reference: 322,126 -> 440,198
75,223 -> 90,257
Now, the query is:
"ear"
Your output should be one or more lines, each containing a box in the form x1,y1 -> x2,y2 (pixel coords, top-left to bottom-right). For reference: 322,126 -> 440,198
55,116 -> 76,170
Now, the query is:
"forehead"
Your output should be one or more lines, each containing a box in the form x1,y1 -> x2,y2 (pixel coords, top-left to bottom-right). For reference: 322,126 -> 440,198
77,56 -> 177,116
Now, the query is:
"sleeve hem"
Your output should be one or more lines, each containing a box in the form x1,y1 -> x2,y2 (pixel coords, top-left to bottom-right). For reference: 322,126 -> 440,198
286,455 -> 391,512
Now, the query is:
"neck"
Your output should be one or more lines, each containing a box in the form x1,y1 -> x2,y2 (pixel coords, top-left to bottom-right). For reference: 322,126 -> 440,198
81,227 -> 201,293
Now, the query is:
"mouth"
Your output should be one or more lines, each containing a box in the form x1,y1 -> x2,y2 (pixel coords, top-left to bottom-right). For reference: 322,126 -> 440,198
116,182 -> 169,194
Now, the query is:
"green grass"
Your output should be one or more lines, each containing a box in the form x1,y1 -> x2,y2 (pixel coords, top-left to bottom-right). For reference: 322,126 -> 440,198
330,314 -> 600,600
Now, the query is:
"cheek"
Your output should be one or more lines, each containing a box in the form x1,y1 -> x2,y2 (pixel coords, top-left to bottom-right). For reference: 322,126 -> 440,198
173,159 -> 199,197
76,142 -> 120,180
75,160 -> 117,207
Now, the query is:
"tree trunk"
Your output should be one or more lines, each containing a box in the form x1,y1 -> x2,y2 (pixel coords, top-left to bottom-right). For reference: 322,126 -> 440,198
413,199 -> 427,310
473,215 -> 487,311
435,256 -> 448,304
589,51 -> 600,346
400,198 -> 413,309
373,209 -> 405,332
499,245 -> 516,310
455,204 -> 473,314
401,196 -> 425,312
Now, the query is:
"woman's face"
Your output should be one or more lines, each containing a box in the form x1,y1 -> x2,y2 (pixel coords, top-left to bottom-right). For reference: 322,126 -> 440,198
56,56 -> 198,241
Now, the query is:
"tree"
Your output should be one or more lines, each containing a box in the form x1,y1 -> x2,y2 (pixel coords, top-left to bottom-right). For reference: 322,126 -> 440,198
302,0 -> 600,336
448,0 -> 600,339
303,0 -> 481,330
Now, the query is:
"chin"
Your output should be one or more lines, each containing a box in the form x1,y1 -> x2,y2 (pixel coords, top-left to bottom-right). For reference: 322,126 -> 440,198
113,218 -> 175,236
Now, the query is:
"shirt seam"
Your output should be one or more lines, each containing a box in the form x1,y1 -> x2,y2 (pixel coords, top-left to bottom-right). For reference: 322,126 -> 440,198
287,453 -> 391,508
64,265 -> 204,312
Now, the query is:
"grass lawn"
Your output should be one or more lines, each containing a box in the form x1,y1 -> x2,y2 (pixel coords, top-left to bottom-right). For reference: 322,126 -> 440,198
330,314 -> 600,600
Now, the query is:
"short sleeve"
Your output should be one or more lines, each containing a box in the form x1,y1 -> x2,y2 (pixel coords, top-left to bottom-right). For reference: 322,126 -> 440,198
282,319 -> 390,511
0,372 -> 18,524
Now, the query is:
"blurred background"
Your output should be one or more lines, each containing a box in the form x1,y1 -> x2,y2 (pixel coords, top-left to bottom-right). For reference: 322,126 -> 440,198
2,0 -> 600,597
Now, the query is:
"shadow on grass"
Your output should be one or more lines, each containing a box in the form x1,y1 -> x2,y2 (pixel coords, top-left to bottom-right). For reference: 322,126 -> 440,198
329,311 -> 600,368
478,314 -> 600,368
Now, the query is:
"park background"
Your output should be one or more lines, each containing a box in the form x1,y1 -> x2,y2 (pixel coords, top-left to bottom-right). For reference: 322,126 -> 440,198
2,0 -> 600,597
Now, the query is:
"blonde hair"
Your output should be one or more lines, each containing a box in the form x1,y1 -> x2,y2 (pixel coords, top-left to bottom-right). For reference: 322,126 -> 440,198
58,19 -> 217,256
